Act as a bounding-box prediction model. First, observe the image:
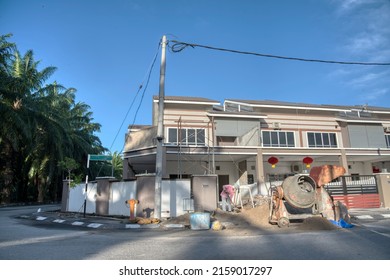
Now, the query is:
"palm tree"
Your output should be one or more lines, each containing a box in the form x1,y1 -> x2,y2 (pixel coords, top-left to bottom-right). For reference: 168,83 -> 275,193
6,49 -> 67,201
111,151 -> 123,180
0,34 -> 17,203
0,34 -> 106,203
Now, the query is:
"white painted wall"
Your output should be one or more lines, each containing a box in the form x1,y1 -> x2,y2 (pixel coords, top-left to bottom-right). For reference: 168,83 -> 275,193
67,180 -> 190,218
109,181 -> 137,216
68,182 -> 97,213
214,161 -> 240,184
166,159 -> 208,176
161,179 -> 191,218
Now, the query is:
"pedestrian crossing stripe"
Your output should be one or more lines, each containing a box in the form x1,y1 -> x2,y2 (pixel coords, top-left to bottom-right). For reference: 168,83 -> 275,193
355,214 -> 390,219
355,215 -> 374,219
36,216 -> 48,220
72,221 -> 84,226
53,219 -> 65,223
87,223 -> 102,228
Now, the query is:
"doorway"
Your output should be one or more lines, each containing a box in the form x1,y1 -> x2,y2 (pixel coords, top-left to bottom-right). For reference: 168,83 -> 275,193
218,175 -> 230,199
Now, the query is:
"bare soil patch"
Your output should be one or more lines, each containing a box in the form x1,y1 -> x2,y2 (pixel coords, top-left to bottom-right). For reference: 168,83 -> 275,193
161,196 -> 339,232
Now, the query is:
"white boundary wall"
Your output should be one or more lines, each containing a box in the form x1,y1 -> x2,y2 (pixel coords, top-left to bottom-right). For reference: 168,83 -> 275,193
67,179 -> 190,218
68,182 -> 97,213
109,181 -> 137,216
161,179 -> 191,218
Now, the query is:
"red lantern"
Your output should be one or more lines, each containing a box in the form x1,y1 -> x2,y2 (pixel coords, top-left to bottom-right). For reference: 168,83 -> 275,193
303,156 -> 313,168
268,156 -> 278,168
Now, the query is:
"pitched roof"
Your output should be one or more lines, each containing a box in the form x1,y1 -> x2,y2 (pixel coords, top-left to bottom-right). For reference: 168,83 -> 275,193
225,99 -> 390,113
207,110 -> 267,119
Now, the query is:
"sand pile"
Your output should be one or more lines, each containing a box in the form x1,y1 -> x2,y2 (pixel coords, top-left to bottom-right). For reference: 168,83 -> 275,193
161,196 -> 340,231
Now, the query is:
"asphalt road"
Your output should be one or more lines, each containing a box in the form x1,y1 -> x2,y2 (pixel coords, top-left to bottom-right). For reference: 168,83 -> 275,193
1,204 -> 390,260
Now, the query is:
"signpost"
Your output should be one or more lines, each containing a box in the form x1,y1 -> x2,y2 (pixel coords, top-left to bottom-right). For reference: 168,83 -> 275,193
83,154 -> 114,217
89,155 -> 113,161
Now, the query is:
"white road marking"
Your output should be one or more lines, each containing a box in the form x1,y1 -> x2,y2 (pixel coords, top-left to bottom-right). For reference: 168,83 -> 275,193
164,224 -> 185,228
71,221 -> 84,226
87,223 -> 102,228
36,216 -> 48,221
363,226 -> 390,238
0,232 -> 88,248
53,219 -> 65,223
125,224 -> 141,229
355,215 -> 374,219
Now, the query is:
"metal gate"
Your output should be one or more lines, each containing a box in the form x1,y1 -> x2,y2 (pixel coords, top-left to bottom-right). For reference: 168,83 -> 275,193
324,175 -> 380,208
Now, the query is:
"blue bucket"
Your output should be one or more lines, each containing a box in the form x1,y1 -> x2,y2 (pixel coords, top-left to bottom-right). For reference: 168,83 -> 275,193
190,212 -> 210,230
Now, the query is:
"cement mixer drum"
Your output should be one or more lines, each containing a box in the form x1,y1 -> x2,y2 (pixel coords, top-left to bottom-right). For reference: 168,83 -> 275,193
282,175 -> 317,209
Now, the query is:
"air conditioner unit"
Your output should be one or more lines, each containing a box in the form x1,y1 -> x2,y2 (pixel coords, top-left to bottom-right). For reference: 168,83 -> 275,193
291,164 -> 302,173
273,122 -> 281,130
384,126 -> 390,133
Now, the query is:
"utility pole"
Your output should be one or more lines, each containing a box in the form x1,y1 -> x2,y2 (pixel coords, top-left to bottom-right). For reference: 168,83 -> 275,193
154,35 -> 167,219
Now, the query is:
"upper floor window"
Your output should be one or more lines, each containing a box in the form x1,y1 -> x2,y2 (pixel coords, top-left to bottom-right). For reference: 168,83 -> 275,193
262,131 -> 295,147
385,134 -> 390,148
167,128 -> 206,146
307,132 -> 337,148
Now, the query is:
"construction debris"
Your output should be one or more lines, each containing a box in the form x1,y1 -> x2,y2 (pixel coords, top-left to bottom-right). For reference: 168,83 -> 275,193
132,217 -> 160,225
269,165 -> 352,228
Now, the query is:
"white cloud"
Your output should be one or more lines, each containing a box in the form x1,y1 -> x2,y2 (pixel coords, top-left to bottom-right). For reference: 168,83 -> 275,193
348,71 -> 389,87
346,33 -> 386,54
327,68 -> 353,79
336,0 -> 378,13
329,0 -> 390,103
334,0 -> 390,60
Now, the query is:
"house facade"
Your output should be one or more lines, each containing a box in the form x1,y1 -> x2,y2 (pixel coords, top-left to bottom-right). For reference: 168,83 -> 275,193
123,95 -> 390,201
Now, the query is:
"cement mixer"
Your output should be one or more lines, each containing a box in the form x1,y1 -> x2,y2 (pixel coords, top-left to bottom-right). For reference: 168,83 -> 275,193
269,165 -> 347,227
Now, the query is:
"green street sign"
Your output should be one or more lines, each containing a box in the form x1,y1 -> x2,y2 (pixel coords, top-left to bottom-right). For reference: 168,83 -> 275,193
89,154 -> 113,161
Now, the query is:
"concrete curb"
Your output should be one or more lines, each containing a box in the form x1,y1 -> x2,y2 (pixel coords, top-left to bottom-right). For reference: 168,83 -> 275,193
18,212 -> 187,230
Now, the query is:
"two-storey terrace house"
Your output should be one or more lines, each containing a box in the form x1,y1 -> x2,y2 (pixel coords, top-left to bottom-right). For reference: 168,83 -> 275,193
123,95 -> 390,201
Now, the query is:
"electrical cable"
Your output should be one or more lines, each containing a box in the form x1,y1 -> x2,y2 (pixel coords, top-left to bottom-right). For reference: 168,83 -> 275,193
121,42 -> 158,152
119,40 -> 161,154
108,85 -> 143,153
108,40 -> 161,154
94,40 -> 161,178
169,40 -> 390,66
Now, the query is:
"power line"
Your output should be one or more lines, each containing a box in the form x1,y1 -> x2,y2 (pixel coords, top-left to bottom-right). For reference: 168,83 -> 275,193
109,85 -> 142,152
119,41 -> 161,155
96,41 -> 160,178
108,41 -> 161,154
169,40 -> 390,66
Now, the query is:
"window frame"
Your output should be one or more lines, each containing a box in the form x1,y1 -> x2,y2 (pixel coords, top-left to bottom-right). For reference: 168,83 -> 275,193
167,127 -> 206,146
385,134 -> 390,148
307,132 -> 338,148
261,130 -> 296,147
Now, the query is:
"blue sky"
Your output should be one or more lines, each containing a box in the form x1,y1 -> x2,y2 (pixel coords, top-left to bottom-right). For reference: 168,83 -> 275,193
1,0 -> 390,153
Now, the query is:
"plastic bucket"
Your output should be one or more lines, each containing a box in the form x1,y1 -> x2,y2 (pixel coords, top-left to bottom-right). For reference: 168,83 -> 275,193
190,212 -> 210,230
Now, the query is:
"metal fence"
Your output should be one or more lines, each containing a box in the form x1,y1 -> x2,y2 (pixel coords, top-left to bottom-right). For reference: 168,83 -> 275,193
324,175 -> 380,208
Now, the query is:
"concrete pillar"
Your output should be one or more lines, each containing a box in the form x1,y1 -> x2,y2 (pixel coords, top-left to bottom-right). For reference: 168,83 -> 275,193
95,177 -> 113,215
256,148 -> 265,194
376,173 -> 390,208
339,149 -> 349,175
162,146 -> 167,178
238,160 -> 248,185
